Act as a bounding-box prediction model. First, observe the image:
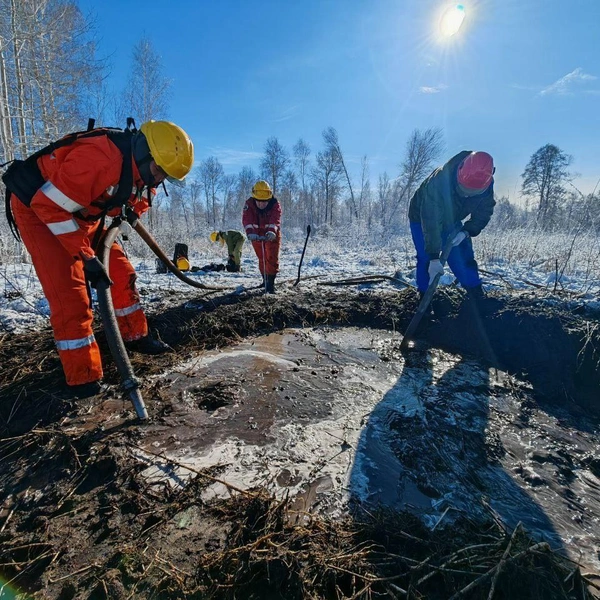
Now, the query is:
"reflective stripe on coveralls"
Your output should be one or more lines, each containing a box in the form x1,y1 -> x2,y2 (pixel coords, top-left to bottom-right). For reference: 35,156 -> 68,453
8,135 -> 151,385
55,334 -> 96,351
242,197 -> 282,276
40,181 -> 85,212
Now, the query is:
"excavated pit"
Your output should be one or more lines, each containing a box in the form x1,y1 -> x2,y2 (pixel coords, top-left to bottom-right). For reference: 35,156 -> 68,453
1,286 -> 599,599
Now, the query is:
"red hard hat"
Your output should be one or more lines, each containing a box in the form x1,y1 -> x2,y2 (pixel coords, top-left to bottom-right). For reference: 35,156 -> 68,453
457,152 -> 494,192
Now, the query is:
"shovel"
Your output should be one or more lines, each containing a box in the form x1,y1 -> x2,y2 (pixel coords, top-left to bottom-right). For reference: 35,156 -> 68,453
294,225 -> 311,287
400,228 -> 460,351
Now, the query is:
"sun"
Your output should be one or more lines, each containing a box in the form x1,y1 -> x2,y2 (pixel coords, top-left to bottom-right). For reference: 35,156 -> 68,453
439,4 -> 466,37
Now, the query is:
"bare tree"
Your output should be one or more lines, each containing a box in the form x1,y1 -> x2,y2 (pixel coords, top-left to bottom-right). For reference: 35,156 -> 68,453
388,127 -> 444,227
358,156 -> 371,225
260,136 -> 289,196
293,138 -> 311,225
313,148 -> 343,226
199,156 -> 224,227
188,177 -> 203,229
323,126 -> 357,219
235,165 -> 256,209
293,138 -> 310,190
0,0 -> 104,162
377,172 -> 393,227
279,169 -> 298,224
122,35 -> 170,123
219,174 -> 237,227
521,143 -> 572,229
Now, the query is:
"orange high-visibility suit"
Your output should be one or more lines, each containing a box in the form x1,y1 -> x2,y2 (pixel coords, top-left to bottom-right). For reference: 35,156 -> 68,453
10,136 -> 152,386
242,197 -> 282,276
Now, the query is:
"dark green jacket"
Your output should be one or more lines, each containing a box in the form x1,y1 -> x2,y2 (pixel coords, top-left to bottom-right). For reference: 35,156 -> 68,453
408,151 -> 495,259
218,230 -> 244,264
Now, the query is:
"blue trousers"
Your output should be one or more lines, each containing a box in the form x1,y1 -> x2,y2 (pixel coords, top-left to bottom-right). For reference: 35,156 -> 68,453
410,222 -> 481,292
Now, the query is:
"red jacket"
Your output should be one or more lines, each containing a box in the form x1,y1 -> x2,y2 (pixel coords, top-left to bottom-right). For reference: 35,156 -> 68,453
242,197 -> 282,238
31,135 -> 153,260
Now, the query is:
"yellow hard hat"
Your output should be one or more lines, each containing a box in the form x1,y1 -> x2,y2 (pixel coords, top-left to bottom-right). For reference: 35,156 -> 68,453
210,231 -> 219,243
140,120 -> 194,181
252,180 -> 273,200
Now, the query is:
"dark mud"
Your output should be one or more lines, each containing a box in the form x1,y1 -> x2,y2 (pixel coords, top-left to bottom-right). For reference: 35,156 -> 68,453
0,285 -> 599,598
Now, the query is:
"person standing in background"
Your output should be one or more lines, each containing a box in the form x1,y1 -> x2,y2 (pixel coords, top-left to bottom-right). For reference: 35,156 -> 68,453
242,180 -> 282,293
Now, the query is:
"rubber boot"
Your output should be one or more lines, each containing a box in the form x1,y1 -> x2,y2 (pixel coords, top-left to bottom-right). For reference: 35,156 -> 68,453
226,258 -> 240,272
466,284 -> 485,301
66,381 -> 103,399
465,284 -> 485,310
265,275 -> 276,294
126,334 -> 172,355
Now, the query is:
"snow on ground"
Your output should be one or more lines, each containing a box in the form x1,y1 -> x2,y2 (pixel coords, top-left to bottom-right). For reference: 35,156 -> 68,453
1,228 -> 599,333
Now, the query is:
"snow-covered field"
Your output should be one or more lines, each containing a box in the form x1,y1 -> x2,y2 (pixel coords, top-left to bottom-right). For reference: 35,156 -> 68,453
1,227 -> 599,333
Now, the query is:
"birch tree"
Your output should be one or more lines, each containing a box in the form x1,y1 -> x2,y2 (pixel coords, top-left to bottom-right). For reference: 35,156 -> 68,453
313,148 -> 343,226
260,136 -> 289,196
293,138 -> 312,225
199,156 -> 224,227
358,156 -> 372,226
122,35 -> 170,124
323,126 -> 357,219
220,174 -> 237,227
388,127 -> 444,228
0,0 -> 103,162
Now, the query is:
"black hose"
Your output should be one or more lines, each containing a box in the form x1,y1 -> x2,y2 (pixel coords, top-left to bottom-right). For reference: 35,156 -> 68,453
96,223 -> 148,420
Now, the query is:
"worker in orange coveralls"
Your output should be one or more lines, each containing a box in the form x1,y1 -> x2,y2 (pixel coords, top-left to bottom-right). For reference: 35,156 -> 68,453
242,180 -> 282,293
5,121 -> 194,398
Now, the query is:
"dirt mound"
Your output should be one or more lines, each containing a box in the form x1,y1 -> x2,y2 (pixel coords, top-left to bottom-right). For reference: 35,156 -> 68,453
1,286 -> 599,598
1,430 -> 597,599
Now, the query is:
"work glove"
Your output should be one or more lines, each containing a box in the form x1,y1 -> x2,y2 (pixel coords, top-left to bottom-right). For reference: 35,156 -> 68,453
83,255 -> 113,288
247,233 -> 259,241
265,231 -> 276,242
451,230 -> 469,247
428,259 -> 444,285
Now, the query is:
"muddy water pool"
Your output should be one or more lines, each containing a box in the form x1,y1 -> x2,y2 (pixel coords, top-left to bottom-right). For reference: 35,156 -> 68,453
136,327 -> 600,571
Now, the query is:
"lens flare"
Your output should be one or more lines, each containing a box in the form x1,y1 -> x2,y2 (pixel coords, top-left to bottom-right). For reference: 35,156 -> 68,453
440,4 -> 466,37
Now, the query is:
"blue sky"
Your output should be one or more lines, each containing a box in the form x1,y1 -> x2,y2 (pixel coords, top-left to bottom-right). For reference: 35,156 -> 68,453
79,0 -> 600,201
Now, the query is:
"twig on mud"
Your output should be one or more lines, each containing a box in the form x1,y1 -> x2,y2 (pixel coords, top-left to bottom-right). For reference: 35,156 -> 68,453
448,542 -> 550,600
0,503 -> 17,534
486,522 -> 521,600
155,554 -> 193,578
54,469 -> 89,512
3,387 -> 25,426
581,574 -> 600,592
125,554 -> 159,600
431,506 -> 451,531
128,443 -> 260,498
386,582 -> 408,597
317,274 -> 413,288
0,428 -> 56,442
48,562 -> 101,583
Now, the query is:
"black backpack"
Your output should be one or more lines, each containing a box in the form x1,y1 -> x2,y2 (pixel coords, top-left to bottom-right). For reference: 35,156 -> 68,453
2,118 -> 137,240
